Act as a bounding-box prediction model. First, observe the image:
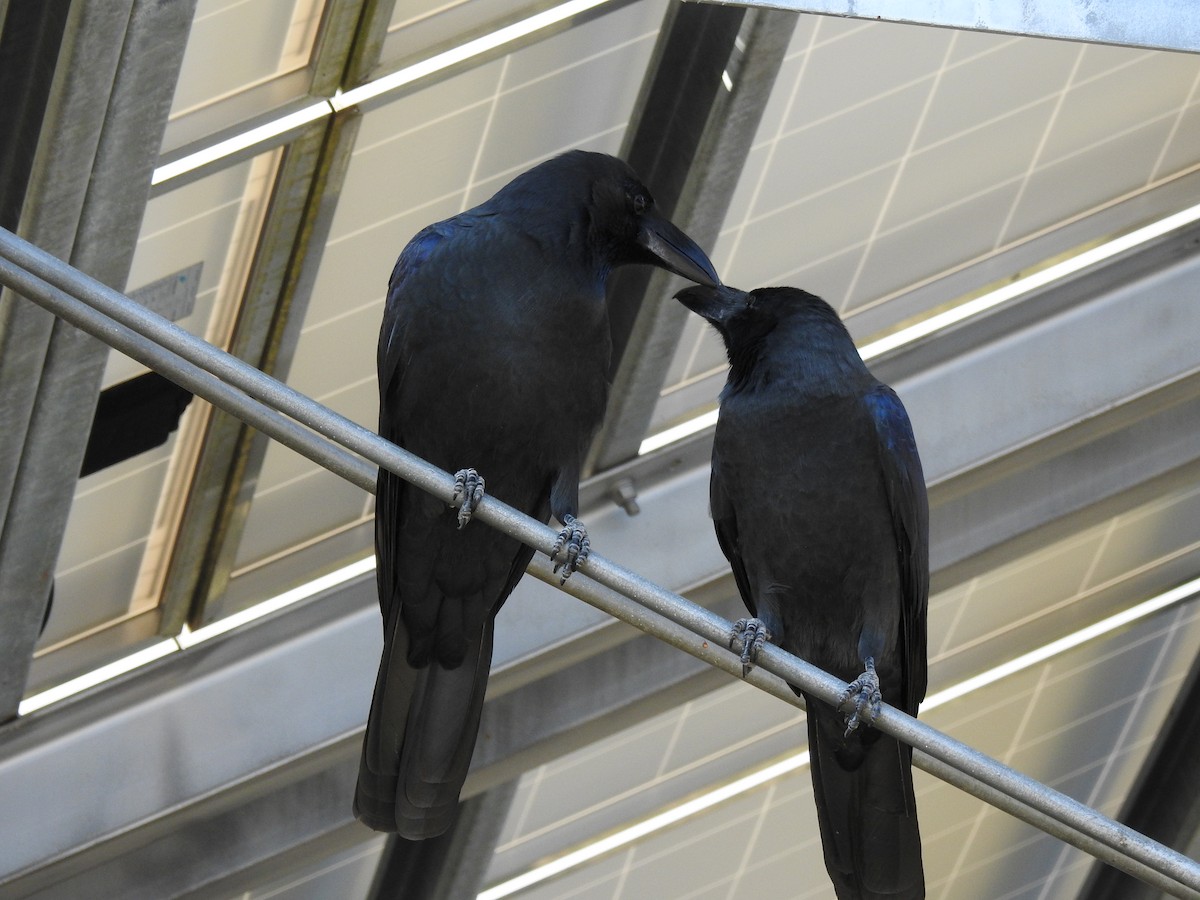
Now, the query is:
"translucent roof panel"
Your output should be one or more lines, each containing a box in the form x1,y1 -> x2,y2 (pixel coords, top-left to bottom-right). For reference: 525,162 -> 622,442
226,0 -> 670,596
170,0 -> 324,118
162,0 -> 326,153
651,17 -> 1200,437
384,0 -> 540,69
484,590 -> 1200,898
44,152 -> 280,651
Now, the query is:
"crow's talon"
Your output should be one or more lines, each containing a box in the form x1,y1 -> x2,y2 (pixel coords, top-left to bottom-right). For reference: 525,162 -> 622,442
729,617 -> 771,676
840,657 -> 882,736
551,515 -> 589,582
451,468 -> 485,529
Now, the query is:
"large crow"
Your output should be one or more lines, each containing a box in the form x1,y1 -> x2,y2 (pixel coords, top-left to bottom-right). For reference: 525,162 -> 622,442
358,151 -> 719,838
676,284 -> 927,899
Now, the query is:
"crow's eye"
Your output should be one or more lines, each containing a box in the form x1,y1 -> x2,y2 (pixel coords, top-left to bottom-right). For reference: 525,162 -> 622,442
630,193 -> 648,215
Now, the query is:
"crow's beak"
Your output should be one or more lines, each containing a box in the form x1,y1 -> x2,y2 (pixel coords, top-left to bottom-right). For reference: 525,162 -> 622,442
674,284 -> 747,325
636,210 -> 720,287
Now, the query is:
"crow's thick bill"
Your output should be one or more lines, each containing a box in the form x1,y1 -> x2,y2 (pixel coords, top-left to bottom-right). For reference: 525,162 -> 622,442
677,283 -> 928,900
357,151 -> 718,839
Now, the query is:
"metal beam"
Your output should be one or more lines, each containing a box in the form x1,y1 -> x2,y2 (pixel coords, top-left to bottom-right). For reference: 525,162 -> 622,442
0,0 -> 134,673
158,0 -> 393,631
159,113 -> 362,631
0,0 -> 195,722
586,3 -> 796,475
367,784 -> 518,900
1076,651 -> 1200,900
0,579 -> 378,899
0,565 -> 741,899
701,0 -> 1200,54
15,762 -> 369,900
0,0 -> 72,233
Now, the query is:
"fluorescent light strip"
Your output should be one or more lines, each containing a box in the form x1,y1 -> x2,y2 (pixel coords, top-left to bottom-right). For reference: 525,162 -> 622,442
177,555 -> 376,647
637,408 -> 718,455
17,639 -> 178,716
858,200 -> 1200,361
18,556 -> 376,714
476,576 -> 1200,899
477,751 -> 811,900
151,100 -> 332,185
152,0 -> 615,186
332,0 -> 613,110
639,201 -> 1200,456
920,573 -> 1200,712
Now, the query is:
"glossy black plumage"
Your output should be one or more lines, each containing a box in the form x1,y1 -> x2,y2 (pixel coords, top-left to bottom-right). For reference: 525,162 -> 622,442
358,150 -> 718,838
676,284 -> 928,899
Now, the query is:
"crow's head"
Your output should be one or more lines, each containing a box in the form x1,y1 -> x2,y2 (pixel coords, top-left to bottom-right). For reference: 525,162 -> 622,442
506,151 -> 719,287
675,284 -> 846,335
675,284 -> 856,384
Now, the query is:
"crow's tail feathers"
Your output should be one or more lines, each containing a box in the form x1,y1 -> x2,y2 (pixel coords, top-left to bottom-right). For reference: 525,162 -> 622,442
354,615 -> 493,839
806,698 -> 925,900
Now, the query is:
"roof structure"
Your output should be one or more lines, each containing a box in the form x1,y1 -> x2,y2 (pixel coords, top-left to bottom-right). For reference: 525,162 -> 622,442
1,1 -> 1199,898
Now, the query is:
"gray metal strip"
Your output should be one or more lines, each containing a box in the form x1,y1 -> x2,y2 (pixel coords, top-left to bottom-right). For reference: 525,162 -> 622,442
0,0 -> 194,722
0,0 -> 133,653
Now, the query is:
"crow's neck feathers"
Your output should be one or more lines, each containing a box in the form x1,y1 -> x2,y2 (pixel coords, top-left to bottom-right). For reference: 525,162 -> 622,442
721,294 -> 869,399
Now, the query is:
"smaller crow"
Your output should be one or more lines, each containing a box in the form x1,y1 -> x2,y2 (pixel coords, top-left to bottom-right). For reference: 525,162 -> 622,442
676,284 -> 928,900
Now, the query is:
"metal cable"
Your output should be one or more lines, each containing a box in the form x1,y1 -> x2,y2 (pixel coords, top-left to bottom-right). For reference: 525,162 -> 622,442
1,226 -> 1198,897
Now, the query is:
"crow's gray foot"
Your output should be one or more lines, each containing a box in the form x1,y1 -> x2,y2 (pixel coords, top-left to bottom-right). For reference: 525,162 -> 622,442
551,515 -> 589,582
451,468 -> 485,529
729,617 -> 771,676
840,657 -> 882,736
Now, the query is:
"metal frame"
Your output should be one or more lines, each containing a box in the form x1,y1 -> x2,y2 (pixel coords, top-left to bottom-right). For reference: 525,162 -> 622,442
159,111 -> 363,631
157,0 -> 392,633
2,227 -> 1199,897
0,0 -> 197,721
586,2 -> 797,474
703,0 -> 1200,54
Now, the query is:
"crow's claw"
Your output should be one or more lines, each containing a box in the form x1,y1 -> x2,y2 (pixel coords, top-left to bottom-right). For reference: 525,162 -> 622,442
729,617 -> 772,676
840,657 -> 882,736
451,468 -> 485,529
551,514 -> 589,582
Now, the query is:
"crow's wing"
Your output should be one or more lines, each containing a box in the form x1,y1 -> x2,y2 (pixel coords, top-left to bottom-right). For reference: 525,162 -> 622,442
710,449 -> 756,618
865,384 -> 929,713
375,223 -> 451,619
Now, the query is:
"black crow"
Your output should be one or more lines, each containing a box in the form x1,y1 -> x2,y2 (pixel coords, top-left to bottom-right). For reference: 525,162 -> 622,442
676,284 -> 927,899
357,150 -> 719,838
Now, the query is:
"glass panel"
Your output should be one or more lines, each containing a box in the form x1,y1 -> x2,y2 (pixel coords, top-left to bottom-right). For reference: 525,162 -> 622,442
383,0 -> 536,69
647,20 -> 1200,444
161,0 -> 326,154
170,0 -> 325,119
226,0 -> 668,596
41,151 -> 280,653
